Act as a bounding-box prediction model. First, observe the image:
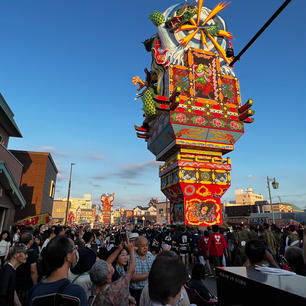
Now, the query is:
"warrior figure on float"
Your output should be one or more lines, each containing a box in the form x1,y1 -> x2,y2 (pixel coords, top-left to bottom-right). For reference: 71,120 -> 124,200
101,193 -> 114,225
132,1 -> 254,226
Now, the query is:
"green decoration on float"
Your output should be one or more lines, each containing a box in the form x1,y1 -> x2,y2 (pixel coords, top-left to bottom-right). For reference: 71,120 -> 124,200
149,11 -> 165,27
165,5 -> 197,30
206,23 -> 221,36
141,87 -> 157,118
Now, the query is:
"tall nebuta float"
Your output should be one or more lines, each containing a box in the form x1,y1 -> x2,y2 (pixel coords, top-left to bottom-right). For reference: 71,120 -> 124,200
101,193 -> 114,225
132,1 -> 254,226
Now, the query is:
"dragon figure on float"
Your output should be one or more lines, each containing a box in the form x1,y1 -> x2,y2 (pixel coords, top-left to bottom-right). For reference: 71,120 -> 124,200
132,1 -> 254,226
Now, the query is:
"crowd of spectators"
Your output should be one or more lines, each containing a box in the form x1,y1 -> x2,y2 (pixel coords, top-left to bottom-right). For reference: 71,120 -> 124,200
0,221 -> 304,306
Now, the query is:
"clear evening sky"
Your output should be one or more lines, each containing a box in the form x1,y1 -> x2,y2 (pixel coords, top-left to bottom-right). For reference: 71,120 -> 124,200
1,0 -> 305,209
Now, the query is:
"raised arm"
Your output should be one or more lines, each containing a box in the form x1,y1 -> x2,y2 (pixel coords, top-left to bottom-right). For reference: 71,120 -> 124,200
125,242 -> 135,277
106,243 -> 124,264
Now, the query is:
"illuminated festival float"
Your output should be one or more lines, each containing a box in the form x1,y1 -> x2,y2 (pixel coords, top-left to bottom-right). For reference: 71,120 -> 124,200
132,1 -> 255,226
101,193 -> 114,225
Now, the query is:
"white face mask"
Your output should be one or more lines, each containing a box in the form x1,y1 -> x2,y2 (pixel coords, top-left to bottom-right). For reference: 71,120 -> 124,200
71,249 -> 79,269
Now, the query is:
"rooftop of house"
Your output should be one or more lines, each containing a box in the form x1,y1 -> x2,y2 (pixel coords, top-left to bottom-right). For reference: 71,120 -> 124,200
135,206 -> 149,210
9,150 -> 58,173
0,93 -> 22,137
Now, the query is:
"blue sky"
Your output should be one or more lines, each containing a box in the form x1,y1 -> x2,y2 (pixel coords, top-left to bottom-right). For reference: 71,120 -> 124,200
1,0 -> 305,209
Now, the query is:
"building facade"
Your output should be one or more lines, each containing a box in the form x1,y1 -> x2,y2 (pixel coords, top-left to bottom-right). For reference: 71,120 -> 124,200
11,151 -> 58,222
125,210 -> 134,223
58,194 -> 93,224
111,209 -> 122,225
262,203 -> 293,213
155,201 -> 170,224
52,199 -> 69,224
0,93 -> 26,231
224,200 -> 295,225
234,188 -> 264,205
133,199 -> 157,224
79,208 -> 94,225
109,208 -> 134,225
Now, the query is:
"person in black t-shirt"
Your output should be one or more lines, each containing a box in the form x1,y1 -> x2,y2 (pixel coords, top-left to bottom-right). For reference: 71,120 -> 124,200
16,232 -> 39,306
0,243 -> 28,306
28,235 -> 87,306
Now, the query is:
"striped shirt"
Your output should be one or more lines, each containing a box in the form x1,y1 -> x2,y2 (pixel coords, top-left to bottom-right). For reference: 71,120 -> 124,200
130,251 -> 155,290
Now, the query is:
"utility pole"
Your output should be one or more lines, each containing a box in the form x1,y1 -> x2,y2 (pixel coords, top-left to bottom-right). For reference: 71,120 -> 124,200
267,176 -> 274,224
65,163 -> 75,225
267,176 -> 279,224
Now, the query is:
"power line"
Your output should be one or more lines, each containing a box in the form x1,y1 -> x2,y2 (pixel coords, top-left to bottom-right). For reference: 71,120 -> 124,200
272,193 -> 306,198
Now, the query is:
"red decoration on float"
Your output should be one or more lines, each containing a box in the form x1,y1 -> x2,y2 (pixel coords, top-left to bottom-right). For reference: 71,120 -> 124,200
100,193 -> 114,225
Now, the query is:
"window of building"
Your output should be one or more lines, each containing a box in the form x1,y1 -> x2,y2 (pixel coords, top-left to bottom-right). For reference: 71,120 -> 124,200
49,180 -> 55,198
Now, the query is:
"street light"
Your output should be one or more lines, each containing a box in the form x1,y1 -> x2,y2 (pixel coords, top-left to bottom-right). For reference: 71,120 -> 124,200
65,163 -> 75,225
267,176 -> 279,224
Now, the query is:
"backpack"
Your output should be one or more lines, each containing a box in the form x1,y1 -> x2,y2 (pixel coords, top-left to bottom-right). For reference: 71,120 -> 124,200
32,279 -> 80,306
288,233 -> 299,246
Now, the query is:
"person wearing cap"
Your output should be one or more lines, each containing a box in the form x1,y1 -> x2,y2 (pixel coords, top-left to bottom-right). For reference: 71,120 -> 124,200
90,241 -> 135,306
0,243 -> 28,306
68,246 -> 97,298
16,232 -> 39,306
129,232 -> 139,247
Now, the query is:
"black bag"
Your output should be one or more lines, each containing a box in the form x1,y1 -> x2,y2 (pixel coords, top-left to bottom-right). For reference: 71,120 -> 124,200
32,279 -> 80,306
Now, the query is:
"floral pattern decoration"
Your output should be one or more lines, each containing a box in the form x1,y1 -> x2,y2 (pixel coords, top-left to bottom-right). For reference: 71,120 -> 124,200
229,120 -> 243,131
191,115 -> 207,126
211,118 -> 226,128
172,112 -> 189,123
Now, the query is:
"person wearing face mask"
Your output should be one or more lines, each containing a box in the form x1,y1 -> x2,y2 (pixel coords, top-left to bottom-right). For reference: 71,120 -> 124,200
28,235 -> 87,306
68,246 -> 97,298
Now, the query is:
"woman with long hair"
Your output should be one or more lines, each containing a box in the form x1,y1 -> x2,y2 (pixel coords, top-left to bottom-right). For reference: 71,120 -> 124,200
106,243 -> 129,281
